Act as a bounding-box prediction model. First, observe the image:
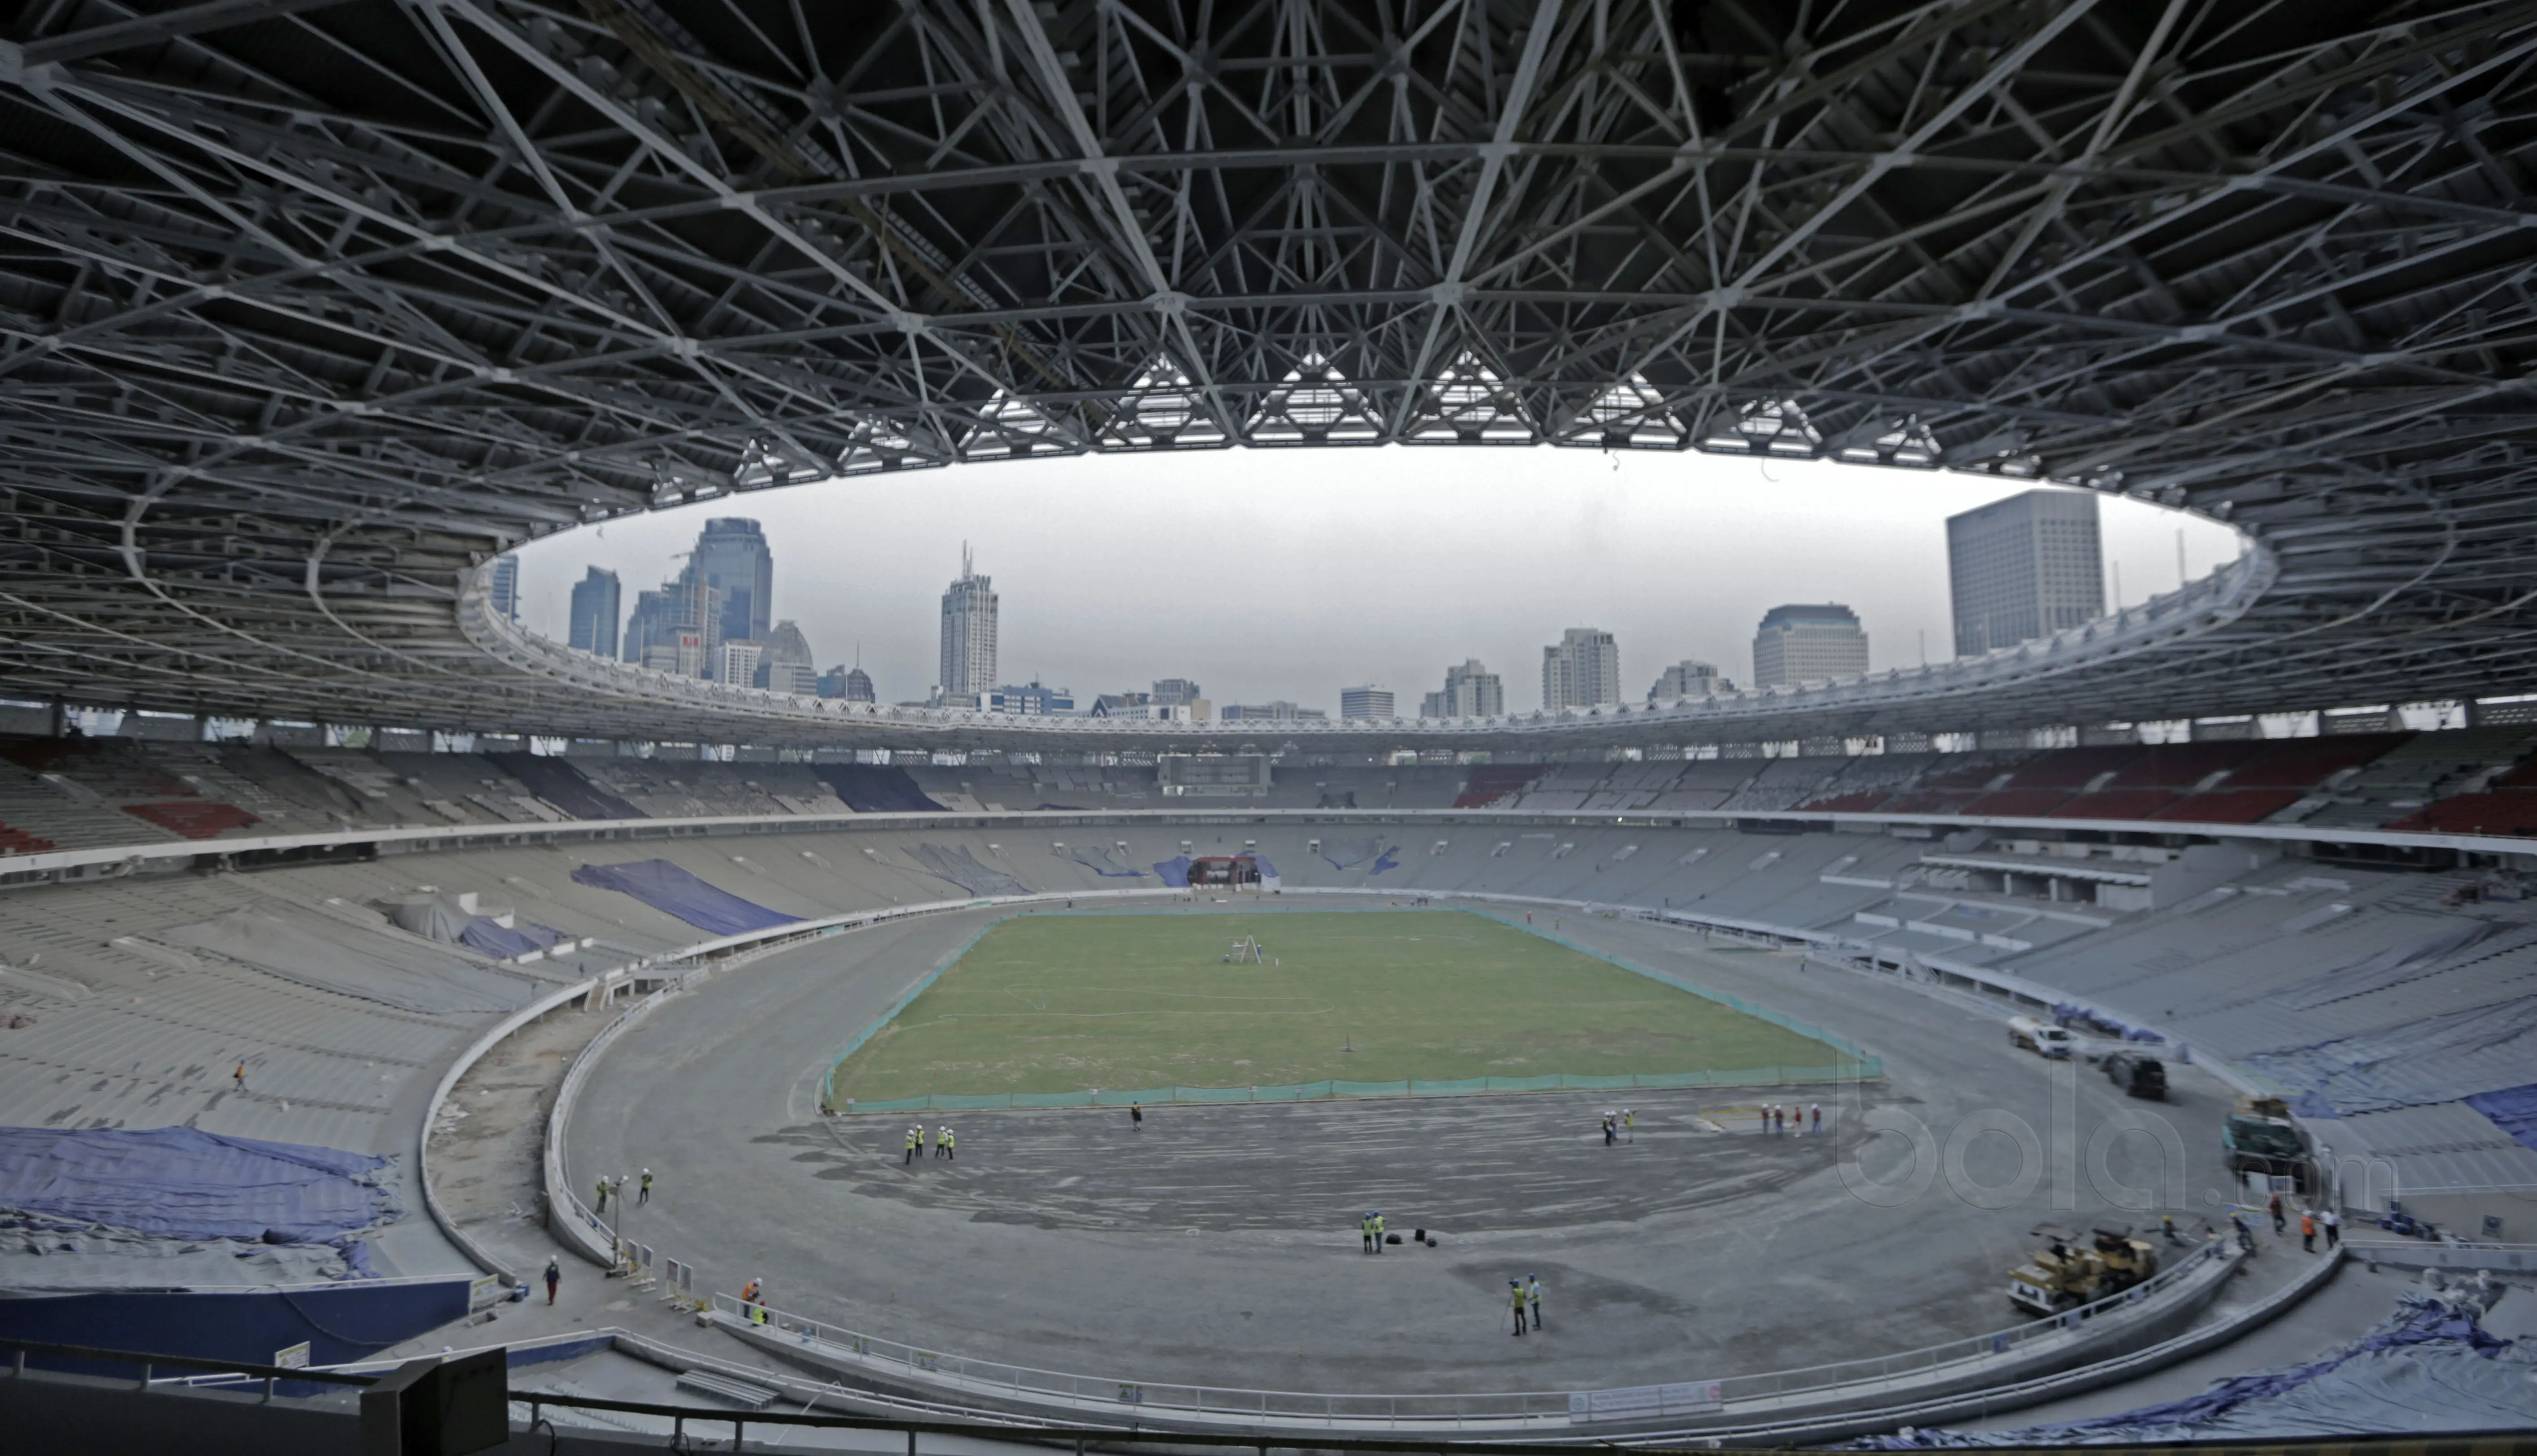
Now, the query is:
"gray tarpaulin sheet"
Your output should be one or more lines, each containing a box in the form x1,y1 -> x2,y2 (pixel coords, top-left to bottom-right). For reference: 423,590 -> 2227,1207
2245,995 -> 2537,1114
1057,846 -> 1147,878
159,905 -> 534,1015
570,859 -> 798,935
906,844 -> 1028,898
0,1127 -> 397,1243
382,895 -> 476,943
2266,921 -> 2518,1011
1865,1293 -> 2525,1446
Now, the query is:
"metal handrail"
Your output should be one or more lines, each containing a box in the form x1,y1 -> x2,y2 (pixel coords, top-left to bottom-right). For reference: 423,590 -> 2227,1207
709,1239 -> 2227,1426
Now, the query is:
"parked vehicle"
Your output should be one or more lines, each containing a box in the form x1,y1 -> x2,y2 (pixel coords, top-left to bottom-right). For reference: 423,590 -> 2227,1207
2223,1094 -> 2311,1190
2103,1051 -> 2167,1100
2008,1015 -> 2075,1059
2008,1225 -> 2160,1316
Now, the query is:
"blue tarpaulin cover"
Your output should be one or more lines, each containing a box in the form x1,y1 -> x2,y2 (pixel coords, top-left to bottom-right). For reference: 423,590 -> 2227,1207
458,917 -> 568,959
1151,856 -> 1191,887
570,860 -> 798,936
2465,1082 -> 2537,1152
0,1127 -> 397,1244
1317,838 -> 1384,870
811,765 -> 946,813
1860,1294 -> 2522,1446
486,752 -> 645,820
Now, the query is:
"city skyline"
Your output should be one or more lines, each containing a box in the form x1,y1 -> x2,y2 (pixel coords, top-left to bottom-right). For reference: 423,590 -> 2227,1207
513,448 -> 2240,714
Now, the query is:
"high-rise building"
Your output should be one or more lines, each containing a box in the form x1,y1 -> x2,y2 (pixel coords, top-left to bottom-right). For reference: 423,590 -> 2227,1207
567,566 -> 620,657
1339,685 -> 1394,720
719,639 -> 763,691
1151,678 -> 1201,706
1541,629 -> 1620,710
938,546 -> 997,699
818,664 -> 877,702
759,621 -> 818,694
622,579 -> 719,676
488,554 -> 520,620
688,518 -> 774,659
1752,604 -> 1868,686
668,630 -> 705,678
1648,659 -> 1731,703
1421,659 -> 1504,717
1946,488 -> 2105,657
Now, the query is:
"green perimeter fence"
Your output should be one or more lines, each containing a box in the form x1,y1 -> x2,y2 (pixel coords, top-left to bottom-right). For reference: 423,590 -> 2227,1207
834,1061 -> 1880,1113
821,905 -> 1881,1114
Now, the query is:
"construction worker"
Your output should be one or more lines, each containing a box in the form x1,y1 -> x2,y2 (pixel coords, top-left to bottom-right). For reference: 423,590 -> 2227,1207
2323,1208 -> 2341,1248
1810,1103 -> 1822,1135
934,1125 -> 950,1159
233,1061 -> 247,1092
1130,1102 -> 1143,1131
750,1297 -> 768,1326
1509,1280 -> 1527,1337
1602,1113 -> 1615,1146
1361,1212 -> 1374,1254
638,1169 -> 652,1206
2268,1190 -> 2285,1232
544,1255 -> 561,1306
2230,1211 -> 2255,1253
594,1176 -> 608,1214
2300,1208 -> 2316,1252
2160,1213 -> 2181,1245
941,1126 -> 955,1161
904,1126 -> 919,1165
1372,1211 -> 1385,1252
1623,1109 -> 1634,1142
740,1277 -> 760,1305
1526,1275 -> 1543,1331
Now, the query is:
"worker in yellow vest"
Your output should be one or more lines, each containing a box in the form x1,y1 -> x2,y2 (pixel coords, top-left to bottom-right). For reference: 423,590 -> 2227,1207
940,1126 -> 956,1161
1371,1211 -> 1385,1253
904,1126 -> 919,1165
1359,1212 -> 1374,1254
1509,1280 -> 1527,1337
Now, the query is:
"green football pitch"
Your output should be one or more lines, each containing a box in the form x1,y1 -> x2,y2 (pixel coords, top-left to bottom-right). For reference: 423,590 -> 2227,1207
824,909 -> 1843,1103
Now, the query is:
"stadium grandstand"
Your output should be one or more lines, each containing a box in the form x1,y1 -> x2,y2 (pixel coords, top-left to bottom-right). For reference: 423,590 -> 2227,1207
1,3 -> 2535,1453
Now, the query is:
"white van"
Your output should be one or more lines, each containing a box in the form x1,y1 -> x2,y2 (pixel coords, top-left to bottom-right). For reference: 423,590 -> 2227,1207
2008,1016 -> 2075,1059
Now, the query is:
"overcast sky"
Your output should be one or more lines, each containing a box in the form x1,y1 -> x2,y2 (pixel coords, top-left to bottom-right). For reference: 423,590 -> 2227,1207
513,447 -> 2244,713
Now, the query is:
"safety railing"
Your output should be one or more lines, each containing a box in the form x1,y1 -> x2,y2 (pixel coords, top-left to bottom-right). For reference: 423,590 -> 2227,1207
709,1238 -> 2229,1428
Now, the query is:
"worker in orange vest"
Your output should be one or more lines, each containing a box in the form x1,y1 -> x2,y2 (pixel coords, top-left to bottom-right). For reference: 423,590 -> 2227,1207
2299,1209 -> 2317,1253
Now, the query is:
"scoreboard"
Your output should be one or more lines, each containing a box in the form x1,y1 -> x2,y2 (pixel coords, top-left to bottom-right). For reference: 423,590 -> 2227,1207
1157,754 -> 1272,797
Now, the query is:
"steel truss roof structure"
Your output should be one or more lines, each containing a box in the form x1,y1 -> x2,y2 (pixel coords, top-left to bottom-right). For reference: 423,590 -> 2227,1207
3,0 -> 2536,752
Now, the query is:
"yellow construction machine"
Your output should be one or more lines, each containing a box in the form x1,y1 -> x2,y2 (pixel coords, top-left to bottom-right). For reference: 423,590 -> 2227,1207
2007,1225 -> 2160,1317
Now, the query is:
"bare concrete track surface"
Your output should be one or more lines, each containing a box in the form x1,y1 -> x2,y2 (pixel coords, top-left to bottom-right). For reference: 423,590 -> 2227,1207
560,900 -> 2326,1398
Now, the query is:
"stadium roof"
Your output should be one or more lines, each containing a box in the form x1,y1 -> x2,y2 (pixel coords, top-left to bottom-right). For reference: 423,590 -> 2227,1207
3,1 -> 2535,751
